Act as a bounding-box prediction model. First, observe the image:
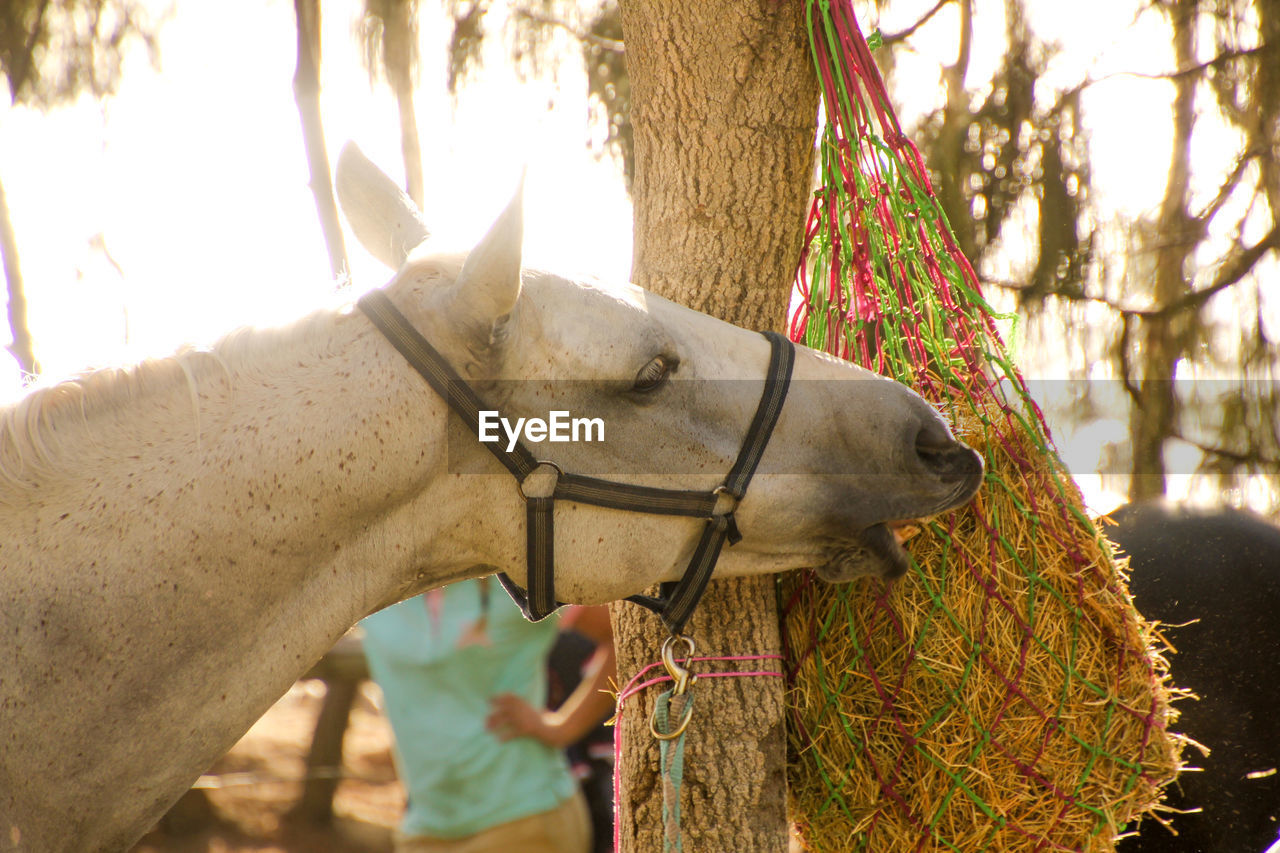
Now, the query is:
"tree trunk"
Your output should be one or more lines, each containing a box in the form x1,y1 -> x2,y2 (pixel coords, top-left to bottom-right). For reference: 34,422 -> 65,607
931,0 -> 977,264
381,0 -> 425,209
611,3 -> 818,851
0,173 -> 38,378
290,677 -> 359,824
394,83 -> 425,210
293,0 -> 349,280
1128,0 -> 1198,502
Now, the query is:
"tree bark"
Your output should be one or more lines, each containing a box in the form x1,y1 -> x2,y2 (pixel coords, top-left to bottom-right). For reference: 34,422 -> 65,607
293,0 -> 349,280
611,3 -> 818,851
0,173 -> 38,378
1128,0 -> 1198,502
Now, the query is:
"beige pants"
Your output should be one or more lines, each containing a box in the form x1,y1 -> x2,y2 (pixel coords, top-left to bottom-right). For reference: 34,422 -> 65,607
395,789 -> 593,853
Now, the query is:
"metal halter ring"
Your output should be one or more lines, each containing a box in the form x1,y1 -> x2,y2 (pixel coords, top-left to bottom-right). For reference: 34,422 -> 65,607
711,484 -> 740,515
517,460 -> 563,500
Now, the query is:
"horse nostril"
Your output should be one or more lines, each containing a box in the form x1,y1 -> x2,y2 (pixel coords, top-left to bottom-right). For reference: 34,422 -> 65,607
914,422 -> 983,483
914,418 -> 957,456
921,446 -> 964,478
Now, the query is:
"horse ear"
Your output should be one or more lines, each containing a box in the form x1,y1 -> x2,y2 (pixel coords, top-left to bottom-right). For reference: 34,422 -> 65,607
447,179 -> 524,342
334,142 -> 431,269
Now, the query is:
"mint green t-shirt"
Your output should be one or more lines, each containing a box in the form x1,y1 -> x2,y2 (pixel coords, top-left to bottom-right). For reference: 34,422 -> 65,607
361,580 -> 576,839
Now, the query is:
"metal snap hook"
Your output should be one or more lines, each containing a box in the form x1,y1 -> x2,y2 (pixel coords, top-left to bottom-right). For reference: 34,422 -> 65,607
660,633 -> 697,697
647,634 -> 698,741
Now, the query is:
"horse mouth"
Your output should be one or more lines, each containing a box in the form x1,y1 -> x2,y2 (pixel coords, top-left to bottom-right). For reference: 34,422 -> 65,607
817,522 -> 919,582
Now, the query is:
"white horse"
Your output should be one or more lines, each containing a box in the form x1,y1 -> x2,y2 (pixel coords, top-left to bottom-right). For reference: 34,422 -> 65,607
0,146 -> 981,851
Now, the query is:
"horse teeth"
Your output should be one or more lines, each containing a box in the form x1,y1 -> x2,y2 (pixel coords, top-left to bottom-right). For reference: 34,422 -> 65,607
890,523 -> 920,545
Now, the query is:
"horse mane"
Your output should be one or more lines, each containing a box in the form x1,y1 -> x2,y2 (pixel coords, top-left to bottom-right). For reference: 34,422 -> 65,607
0,303 -> 352,503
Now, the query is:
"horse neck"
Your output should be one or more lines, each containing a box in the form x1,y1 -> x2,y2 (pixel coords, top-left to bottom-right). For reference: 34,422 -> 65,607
0,305 -> 506,850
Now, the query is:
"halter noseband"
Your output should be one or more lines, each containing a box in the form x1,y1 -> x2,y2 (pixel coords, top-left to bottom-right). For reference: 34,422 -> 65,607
358,289 -> 795,636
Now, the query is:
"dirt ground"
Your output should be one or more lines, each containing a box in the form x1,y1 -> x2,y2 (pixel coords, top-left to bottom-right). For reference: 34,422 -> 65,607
131,680 -> 403,853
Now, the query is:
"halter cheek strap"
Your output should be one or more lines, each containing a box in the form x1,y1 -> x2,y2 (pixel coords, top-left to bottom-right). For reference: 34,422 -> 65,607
358,289 -> 795,636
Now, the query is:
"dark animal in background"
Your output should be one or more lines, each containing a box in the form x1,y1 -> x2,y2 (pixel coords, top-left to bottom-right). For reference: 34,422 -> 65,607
1108,501 -> 1280,853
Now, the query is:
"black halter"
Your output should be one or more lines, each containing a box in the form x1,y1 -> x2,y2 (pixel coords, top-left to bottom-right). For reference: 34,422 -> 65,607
358,289 -> 795,636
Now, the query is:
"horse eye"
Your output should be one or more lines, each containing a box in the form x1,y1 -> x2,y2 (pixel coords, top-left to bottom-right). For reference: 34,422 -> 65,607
633,355 -> 674,392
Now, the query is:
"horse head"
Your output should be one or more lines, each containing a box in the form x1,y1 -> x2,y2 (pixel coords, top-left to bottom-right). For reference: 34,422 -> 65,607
336,144 -> 983,609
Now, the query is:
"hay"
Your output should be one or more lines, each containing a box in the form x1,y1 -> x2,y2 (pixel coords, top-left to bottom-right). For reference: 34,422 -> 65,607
782,397 -> 1184,851
781,8 -> 1184,846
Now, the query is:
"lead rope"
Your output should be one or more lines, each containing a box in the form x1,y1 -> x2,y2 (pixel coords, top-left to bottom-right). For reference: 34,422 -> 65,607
649,636 -> 697,853
655,690 -> 692,853
612,642 -> 786,851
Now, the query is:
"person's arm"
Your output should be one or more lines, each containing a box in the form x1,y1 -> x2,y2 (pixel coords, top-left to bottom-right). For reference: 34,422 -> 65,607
486,605 -> 616,749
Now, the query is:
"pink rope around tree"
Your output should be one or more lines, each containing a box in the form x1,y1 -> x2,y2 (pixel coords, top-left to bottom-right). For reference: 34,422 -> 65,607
610,654 -> 785,851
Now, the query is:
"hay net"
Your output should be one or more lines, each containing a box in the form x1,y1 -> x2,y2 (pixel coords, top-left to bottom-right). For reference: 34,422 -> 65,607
781,2 -> 1183,850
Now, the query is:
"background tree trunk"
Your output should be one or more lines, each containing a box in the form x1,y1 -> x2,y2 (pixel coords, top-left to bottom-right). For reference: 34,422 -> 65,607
610,2 -> 817,851
1128,0 -> 1199,502
0,174 -> 38,378
357,0 -> 423,207
383,0 -> 424,209
393,83 -> 424,210
293,0 -> 349,280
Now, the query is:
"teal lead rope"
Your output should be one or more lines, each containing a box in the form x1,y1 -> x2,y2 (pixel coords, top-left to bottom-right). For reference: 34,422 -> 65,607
654,689 -> 694,853
648,634 -> 698,853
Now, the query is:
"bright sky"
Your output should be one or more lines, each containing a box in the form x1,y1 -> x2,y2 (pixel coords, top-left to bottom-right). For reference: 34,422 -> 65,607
2,0 -> 1270,513
0,0 -> 632,392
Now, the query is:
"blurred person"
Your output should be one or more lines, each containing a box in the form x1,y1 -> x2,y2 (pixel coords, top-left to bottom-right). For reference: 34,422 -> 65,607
361,577 -> 616,853
544,627 -> 618,853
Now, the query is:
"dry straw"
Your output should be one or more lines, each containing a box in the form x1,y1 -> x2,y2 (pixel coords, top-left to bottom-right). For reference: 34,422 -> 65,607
782,3 -> 1184,849
782,399 -> 1184,850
